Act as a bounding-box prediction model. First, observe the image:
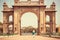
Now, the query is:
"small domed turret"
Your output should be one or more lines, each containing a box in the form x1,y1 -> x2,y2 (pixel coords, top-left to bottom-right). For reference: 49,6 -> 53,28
50,2 -> 56,10
51,2 -> 56,6
3,2 -> 7,6
3,2 -> 8,10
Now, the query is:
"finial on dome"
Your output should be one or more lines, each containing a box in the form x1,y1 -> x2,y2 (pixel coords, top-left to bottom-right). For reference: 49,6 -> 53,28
3,2 -> 8,6
51,2 -> 56,6
50,1 -> 56,10
3,2 -> 8,9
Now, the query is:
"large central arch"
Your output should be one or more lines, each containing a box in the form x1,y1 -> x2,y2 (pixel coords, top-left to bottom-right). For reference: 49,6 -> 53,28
21,12 -> 38,35
13,5 -> 47,35
12,6 -> 42,35
18,9 -> 40,35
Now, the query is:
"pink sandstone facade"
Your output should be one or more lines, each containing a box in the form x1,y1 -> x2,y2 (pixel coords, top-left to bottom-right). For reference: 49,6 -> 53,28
2,0 -> 56,35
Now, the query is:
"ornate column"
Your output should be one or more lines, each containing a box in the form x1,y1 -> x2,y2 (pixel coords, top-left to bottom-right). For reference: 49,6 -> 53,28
13,6 -> 21,35
52,13 -> 56,33
13,7 -> 18,34
3,2 -> 9,34
3,13 -> 8,34
17,12 -> 21,35
50,15 -> 53,33
39,5 -> 46,34
37,16 -> 40,35
43,10 -> 46,33
13,12 -> 19,34
50,22 -> 53,33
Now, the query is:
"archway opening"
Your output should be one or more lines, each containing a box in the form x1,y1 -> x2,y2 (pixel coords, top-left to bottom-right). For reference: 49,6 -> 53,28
46,24 -> 50,33
46,15 -> 50,23
21,12 -> 38,35
8,25 -> 13,34
9,15 -> 13,22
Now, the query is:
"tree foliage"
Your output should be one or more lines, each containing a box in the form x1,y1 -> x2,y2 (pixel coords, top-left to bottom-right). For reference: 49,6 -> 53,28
21,26 -> 37,33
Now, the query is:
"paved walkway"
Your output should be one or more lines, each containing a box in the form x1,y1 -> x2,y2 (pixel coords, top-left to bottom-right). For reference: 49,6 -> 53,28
0,35 -> 60,40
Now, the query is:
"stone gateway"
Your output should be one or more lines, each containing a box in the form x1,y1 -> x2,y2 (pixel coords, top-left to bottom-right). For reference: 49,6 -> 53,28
2,0 -> 56,35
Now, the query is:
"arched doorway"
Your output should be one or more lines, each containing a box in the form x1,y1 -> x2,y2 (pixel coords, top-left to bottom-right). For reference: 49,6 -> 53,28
46,15 -> 50,23
8,25 -> 13,34
46,25 -> 50,33
46,15 -> 51,33
9,15 -> 13,22
21,12 -> 38,35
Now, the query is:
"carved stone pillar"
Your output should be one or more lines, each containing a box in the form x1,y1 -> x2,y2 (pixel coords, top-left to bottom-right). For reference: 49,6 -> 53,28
50,15 -> 53,33
43,13 -> 46,33
17,13 -> 21,35
37,18 -> 40,35
52,13 -> 56,33
13,14 -> 18,34
14,10 -> 18,34
39,6 -> 46,34
3,13 -> 8,34
13,7 -> 21,35
50,23 -> 53,33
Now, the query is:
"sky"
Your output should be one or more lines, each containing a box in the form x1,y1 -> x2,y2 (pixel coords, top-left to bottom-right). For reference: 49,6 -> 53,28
21,12 -> 38,28
0,0 -> 60,27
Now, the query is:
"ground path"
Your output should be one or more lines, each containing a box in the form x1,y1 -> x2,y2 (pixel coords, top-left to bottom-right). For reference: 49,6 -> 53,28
0,35 -> 60,40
